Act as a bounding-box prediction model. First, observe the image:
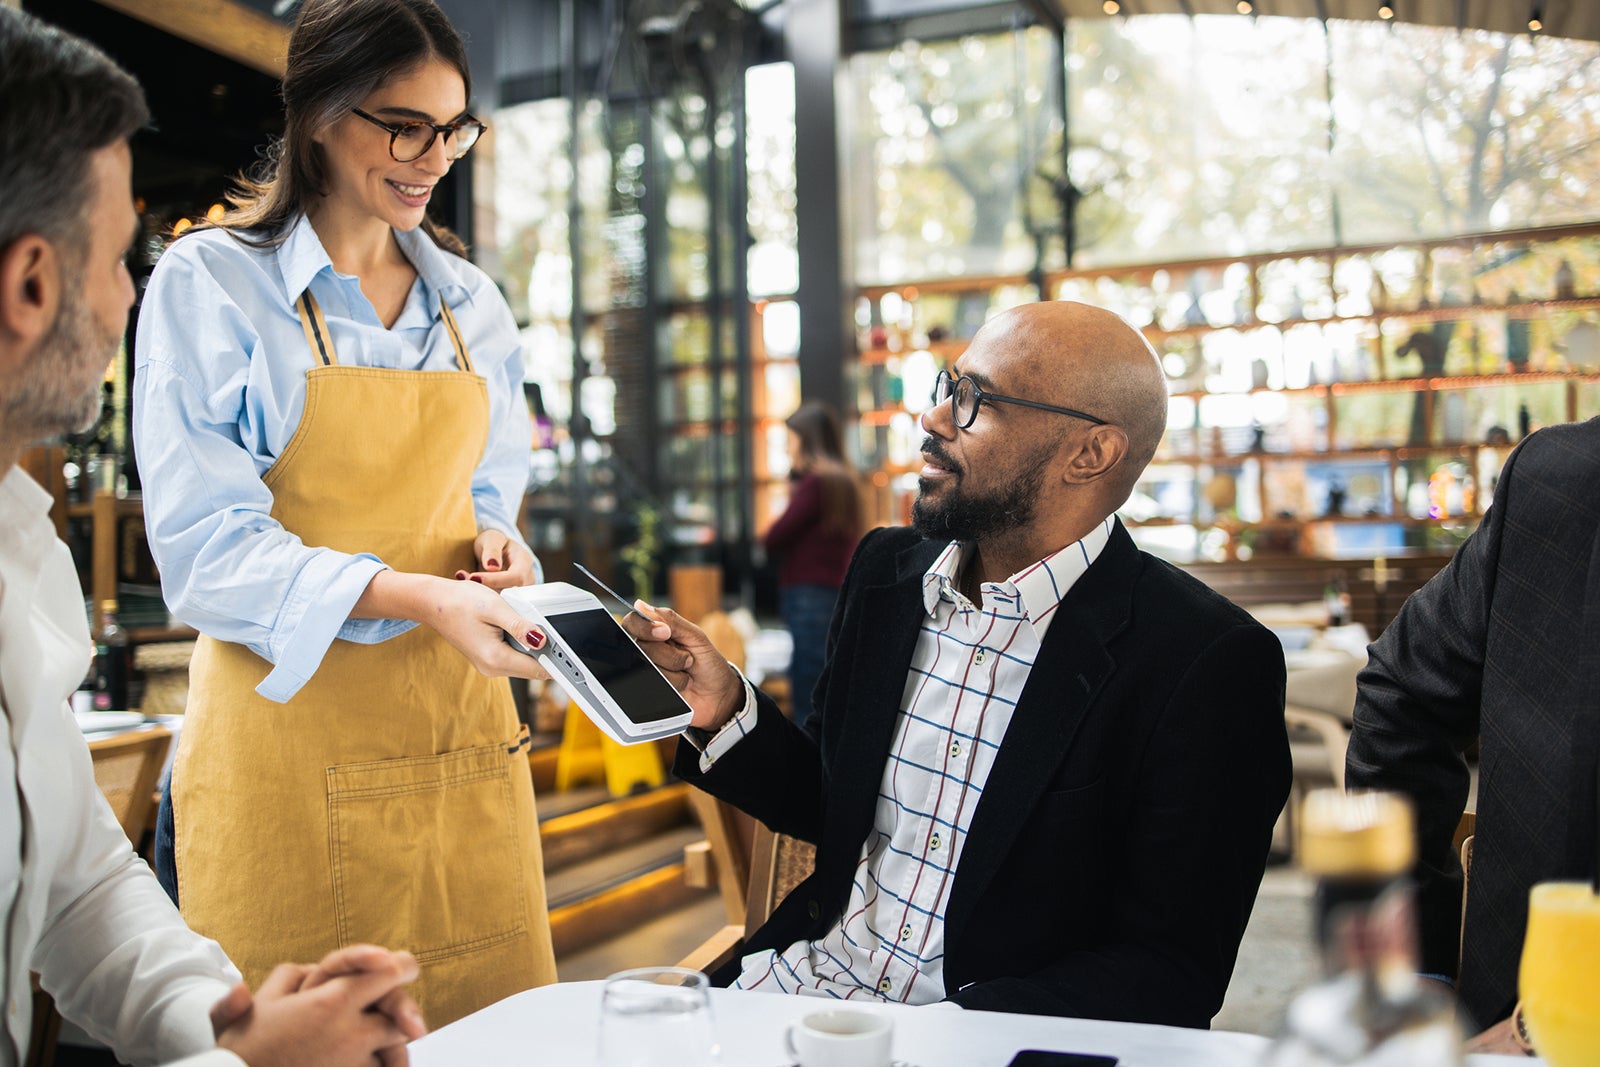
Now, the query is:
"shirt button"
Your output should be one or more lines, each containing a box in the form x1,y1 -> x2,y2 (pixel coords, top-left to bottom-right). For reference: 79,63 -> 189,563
878,977 -> 893,993
974,648 -> 987,665
930,832 -> 942,851
900,924 -> 913,941
949,740 -> 962,758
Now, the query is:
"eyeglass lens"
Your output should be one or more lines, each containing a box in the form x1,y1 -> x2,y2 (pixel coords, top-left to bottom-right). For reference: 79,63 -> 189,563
931,375 -> 978,427
391,122 -> 481,162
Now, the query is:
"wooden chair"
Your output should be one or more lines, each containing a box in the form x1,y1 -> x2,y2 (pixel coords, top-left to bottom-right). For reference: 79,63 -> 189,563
679,797 -> 816,975
27,728 -> 173,1067
1456,810 -> 1476,975
87,727 -> 172,844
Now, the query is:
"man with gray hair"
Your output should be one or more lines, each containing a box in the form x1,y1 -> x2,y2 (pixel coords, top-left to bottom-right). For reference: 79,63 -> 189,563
626,300 -> 1291,1026
0,9 -> 424,1065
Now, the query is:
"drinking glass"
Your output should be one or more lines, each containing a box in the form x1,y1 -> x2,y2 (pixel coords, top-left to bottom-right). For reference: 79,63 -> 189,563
1519,882 -> 1600,1066
597,966 -> 719,1067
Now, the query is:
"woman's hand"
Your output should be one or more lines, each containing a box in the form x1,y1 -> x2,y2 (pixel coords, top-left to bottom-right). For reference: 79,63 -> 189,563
459,529 -> 537,591
354,571 -> 550,681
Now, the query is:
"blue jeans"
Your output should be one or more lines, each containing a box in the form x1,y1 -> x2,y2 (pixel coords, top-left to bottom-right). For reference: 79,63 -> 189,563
779,584 -> 838,730
154,773 -> 178,905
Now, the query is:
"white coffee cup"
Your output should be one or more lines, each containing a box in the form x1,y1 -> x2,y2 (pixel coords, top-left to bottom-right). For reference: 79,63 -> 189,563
784,1009 -> 893,1067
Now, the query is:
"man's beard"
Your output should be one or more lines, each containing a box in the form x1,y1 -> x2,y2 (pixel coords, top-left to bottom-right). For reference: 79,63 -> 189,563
2,287 -> 115,444
911,437 -> 1050,544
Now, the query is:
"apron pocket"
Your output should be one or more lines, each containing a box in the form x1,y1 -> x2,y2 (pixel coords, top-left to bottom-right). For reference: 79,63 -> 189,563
327,739 -> 530,963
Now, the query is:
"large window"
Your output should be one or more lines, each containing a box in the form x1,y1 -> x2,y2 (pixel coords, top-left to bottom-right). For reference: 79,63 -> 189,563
846,15 -> 1600,280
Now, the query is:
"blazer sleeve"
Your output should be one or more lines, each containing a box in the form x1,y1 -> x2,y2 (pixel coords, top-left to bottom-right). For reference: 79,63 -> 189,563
1345,439 -> 1526,980
948,622 -> 1291,1027
673,526 -> 892,841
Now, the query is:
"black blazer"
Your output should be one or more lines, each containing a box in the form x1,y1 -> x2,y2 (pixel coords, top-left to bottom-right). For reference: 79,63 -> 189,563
677,521 -> 1290,1027
1348,418 -> 1600,1032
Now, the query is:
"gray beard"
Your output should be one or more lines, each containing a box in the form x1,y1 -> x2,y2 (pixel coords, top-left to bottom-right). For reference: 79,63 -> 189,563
1,291 -> 113,445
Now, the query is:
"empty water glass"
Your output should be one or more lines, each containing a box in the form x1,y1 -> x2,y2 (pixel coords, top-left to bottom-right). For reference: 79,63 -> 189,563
597,966 -> 720,1067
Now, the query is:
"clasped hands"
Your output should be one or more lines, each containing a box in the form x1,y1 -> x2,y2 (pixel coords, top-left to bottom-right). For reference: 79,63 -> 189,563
210,944 -> 425,1067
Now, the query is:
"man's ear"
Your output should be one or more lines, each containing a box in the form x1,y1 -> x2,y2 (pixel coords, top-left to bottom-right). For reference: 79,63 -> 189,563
1061,424 -> 1130,485
0,236 -> 62,367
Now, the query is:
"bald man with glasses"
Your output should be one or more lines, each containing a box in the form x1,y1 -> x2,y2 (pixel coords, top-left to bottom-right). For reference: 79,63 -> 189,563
625,300 -> 1291,1027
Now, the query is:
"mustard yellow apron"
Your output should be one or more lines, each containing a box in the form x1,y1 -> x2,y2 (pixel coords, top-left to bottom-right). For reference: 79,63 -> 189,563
173,290 -> 555,1027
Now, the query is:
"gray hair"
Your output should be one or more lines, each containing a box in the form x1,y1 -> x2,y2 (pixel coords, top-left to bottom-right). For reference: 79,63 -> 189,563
0,8 -> 148,263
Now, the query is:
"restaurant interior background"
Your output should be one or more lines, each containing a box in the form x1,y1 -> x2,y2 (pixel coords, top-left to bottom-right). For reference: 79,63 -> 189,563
20,0 -> 1600,1038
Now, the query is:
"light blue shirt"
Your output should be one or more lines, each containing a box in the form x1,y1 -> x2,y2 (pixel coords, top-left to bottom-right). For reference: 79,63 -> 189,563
133,213 -> 535,703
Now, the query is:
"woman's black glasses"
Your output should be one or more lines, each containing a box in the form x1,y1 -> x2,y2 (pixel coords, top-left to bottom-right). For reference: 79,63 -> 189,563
351,107 -> 486,162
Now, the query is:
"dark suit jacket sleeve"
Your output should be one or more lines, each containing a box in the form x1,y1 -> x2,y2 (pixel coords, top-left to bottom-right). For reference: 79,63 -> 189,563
1346,442 -> 1523,980
947,622 -> 1290,1027
671,525 -> 888,842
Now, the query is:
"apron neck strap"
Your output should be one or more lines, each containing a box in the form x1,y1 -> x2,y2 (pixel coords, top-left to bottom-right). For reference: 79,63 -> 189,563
294,290 -> 475,374
297,290 -> 337,366
438,298 -> 475,374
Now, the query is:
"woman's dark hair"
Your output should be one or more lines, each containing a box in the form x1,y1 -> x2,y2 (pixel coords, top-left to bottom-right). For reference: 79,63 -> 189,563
200,0 -> 468,255
786,402 -> 860,539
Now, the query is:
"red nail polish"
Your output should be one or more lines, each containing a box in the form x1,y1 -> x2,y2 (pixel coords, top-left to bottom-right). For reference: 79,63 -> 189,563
486,559 -> 500,570
454,570 -> 468,580
526,630 -> 545,649
469,575 -> 484,583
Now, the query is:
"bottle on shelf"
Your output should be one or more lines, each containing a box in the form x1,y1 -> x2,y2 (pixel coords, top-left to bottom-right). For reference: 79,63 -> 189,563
1262,790 -> 1462,1067
1323,574 -> 1351,627
92,598 -> 130,712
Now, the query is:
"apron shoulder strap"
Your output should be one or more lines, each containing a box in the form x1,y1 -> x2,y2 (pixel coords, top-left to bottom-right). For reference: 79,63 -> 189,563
437,298 -> 476,374
296,291 -> 338,366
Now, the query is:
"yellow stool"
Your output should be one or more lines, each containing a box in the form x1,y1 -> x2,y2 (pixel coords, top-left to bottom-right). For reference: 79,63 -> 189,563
552,702 -> 665,797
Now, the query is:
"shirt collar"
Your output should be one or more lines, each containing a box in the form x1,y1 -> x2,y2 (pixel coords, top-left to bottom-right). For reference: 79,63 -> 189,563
274,213 -> 474,311
920,516 -> 1117,642
0,467 -> 58,593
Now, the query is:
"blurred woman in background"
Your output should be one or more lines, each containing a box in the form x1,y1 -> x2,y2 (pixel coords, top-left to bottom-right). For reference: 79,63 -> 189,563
763,402 -> 862,728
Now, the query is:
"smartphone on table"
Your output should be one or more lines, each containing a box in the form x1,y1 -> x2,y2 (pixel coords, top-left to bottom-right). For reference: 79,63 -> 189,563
1005,1052 -> 1119,1067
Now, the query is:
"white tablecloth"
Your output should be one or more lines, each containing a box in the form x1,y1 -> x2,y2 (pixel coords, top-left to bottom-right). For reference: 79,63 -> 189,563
407,982 -> 1532,1066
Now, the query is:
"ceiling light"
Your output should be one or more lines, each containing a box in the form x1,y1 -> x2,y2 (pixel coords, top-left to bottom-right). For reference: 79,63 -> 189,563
1378,3 -> 1394,19
1102,0 -> 1120,12
1529,4 -> 1544,32
1237,0 -> 1253,13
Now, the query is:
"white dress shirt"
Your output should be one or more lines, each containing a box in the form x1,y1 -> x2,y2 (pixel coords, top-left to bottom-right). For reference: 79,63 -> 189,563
708,520 -> 1114,1002
0,468 -> 242,1067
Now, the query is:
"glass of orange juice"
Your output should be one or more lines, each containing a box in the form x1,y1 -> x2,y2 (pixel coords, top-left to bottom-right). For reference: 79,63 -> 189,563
1519,882 -> 1600,1066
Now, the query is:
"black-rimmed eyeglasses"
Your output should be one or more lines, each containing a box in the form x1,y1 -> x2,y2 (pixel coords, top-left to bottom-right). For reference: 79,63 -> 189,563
931,372 -> 1108,429
351,107 -> 487,162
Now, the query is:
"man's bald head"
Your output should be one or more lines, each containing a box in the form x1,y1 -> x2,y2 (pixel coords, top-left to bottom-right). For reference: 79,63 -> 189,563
976,301 -> 1168,499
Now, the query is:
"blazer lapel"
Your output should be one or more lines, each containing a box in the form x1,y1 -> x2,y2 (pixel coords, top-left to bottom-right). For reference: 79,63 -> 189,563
942,526 -> 1139,943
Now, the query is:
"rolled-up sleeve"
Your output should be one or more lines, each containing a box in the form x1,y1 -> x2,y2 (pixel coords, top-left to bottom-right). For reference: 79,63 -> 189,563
134,244 -> 410,703
466,276 -> 540,580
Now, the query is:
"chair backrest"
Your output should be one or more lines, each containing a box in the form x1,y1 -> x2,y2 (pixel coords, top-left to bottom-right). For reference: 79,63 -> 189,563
87,727 -> 171,845
744,824 -> 817,933
1456,810 -> 1477,975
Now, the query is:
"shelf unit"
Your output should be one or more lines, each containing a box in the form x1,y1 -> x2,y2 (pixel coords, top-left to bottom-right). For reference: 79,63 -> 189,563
848,221 -> 1600,559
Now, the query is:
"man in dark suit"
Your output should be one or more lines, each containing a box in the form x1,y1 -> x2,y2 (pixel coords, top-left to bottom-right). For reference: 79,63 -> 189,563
1347,416 -> 1600,1054
627,300 -> 1290,1026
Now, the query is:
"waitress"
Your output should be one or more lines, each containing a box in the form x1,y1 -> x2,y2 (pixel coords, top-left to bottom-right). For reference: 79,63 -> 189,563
134,0 -> 555,1026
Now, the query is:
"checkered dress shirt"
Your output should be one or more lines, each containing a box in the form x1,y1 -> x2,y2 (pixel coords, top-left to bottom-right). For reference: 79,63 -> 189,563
711,518 -> 1113,1002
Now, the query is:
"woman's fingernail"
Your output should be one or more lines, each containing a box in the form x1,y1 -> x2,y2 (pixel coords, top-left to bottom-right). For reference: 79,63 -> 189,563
454,570 -> 468,580
486,559 -> 500,570
526,630 -> 545,649
469,575 -> 484,583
